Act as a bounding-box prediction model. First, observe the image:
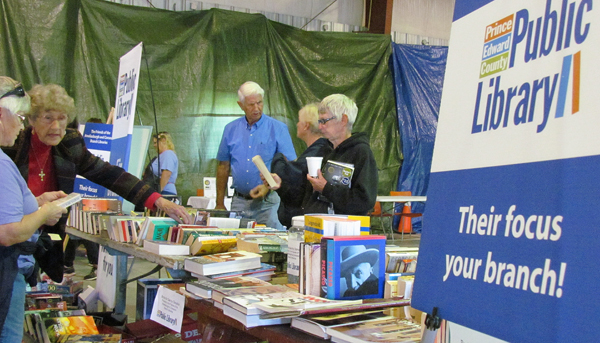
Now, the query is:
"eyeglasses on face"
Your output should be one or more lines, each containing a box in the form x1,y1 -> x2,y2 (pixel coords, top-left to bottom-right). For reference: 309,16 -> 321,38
0,84 -> 26,101
40,113 -> 68,125
318,116 -> 337,125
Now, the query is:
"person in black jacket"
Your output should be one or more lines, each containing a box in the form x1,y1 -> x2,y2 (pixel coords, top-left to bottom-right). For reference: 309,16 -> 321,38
267,94 -> 378,216
270,103 -> 333,228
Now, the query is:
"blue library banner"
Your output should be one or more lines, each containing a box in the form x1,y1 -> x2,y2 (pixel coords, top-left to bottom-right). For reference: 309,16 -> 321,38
412,0 -> 599,342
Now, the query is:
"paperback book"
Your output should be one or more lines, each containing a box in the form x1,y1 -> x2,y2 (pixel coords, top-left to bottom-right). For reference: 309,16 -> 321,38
253,294 -> 362,319
211,284 -> 293,304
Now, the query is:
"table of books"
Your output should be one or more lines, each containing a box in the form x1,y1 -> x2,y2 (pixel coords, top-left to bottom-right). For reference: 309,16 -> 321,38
66,227 -> 327,342
66,227 -> 188,314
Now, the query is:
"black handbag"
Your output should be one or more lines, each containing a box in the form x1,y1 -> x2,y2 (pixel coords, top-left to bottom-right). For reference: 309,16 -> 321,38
141,157 -> 160,191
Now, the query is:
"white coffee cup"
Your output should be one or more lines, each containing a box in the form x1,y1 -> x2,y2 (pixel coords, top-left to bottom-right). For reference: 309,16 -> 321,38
306,157 -> 323,177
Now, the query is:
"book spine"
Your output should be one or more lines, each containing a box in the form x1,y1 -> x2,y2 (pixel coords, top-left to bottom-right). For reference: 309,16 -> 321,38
320,238 -> 329,298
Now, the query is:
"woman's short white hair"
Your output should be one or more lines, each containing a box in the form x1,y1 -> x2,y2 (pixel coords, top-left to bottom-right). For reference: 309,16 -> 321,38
238,81 -> 264,103
0,76 -> 30,116
319,94 -> 358,129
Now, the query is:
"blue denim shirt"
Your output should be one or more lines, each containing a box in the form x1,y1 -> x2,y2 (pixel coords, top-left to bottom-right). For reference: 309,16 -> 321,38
217,114 -> 297,194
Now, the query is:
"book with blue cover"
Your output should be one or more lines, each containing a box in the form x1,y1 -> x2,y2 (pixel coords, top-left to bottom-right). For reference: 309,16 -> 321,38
320,235 -> 386,300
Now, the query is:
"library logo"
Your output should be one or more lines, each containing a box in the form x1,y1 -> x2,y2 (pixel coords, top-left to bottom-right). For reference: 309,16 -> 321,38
480,14 -> 513,78
472,0 -> 592,134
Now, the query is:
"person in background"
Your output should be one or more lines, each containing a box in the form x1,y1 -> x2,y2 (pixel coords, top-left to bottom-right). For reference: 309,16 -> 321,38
269,103 -> 333,228
0,76 -> 67,342
303,94 -> 378,215
2,83 -> 192,286
267,94 -> 378,216
62,117 -> 103,279
215,81 -> 296,230
152,131 -> 178,195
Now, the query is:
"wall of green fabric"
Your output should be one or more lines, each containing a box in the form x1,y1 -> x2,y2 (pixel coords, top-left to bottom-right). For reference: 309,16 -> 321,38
0,0 -> 401,205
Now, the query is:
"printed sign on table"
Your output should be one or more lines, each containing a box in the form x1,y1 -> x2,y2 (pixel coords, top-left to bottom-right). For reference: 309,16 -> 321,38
412,1 -> 599,342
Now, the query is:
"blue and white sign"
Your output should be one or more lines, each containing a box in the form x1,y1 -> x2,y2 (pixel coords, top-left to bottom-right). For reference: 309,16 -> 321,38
74,123 -> 114,197
412,1 -> 599,342
111,42 -> 142,171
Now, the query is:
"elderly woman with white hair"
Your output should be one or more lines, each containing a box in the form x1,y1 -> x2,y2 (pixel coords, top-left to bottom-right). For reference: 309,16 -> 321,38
0,76 -> 66,341
303,94 -> 378,215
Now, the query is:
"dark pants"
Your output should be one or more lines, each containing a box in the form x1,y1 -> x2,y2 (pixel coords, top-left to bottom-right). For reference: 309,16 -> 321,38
64,238 -> 99,267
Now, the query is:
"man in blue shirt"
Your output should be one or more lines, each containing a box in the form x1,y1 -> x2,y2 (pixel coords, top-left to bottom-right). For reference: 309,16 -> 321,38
216,81 -> 297,230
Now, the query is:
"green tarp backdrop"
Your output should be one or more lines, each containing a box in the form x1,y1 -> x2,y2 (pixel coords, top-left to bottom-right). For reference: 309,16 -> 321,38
0,0 -> 401,205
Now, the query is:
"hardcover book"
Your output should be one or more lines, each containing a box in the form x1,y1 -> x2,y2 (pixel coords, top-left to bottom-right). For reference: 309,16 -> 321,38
320,235 -> 386,300
304,215 -> 362,243
211,284 -> 293,304
185,276 -> 271,299
253,294 -> 362,318
222,291 -> 303,315
236,234 -> 288,253
183,250 -> 262,276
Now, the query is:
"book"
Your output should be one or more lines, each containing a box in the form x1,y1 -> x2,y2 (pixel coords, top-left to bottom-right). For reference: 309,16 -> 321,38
291,310 -> 389,339
326,316 -> 422,343
188,235 -> 237,256
222,291 -> 304,315
323,160 -> 354,188
320,235 -> 386,300
53,192 -> 82,208
385,251 -> 419,273
208,262 -> 276,280
46,281 -> 84,295
185,276 -> 271,299
211,284 -> 293,304
143,240 -> 190,255
251,155 -> 277,187
183,250 -> 262,276
304,215 -> 361,243
253,294 -> 362,319
222,305 -> 292,328
140,217 -> 179,242
44,316 -> 99,342
236,234 -> 288,253
58,334 -> 122,342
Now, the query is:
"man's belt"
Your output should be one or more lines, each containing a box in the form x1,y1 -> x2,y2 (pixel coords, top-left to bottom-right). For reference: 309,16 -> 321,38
233,190 -> 253,200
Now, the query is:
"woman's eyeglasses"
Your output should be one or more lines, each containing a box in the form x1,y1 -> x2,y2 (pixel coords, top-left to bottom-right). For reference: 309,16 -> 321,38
318,116 -> 337,125
0,85 -> 26,100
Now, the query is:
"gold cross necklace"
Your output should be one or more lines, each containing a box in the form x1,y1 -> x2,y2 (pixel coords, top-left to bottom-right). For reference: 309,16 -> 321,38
31,144 -> 51,182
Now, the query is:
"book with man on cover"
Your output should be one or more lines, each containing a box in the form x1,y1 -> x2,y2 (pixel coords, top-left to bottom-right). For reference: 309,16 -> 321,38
183,250 -> 262,276
320,235 -> 386,300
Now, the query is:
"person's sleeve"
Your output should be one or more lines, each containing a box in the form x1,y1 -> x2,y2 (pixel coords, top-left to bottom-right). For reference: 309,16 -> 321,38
275,123 -> 297,161
159,151 -> 178,172
144,192 -> 163,211
321,146 -> 378,215
216,125 -> 231,162
64,131 -> 157,206
0,161 -> 25,225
